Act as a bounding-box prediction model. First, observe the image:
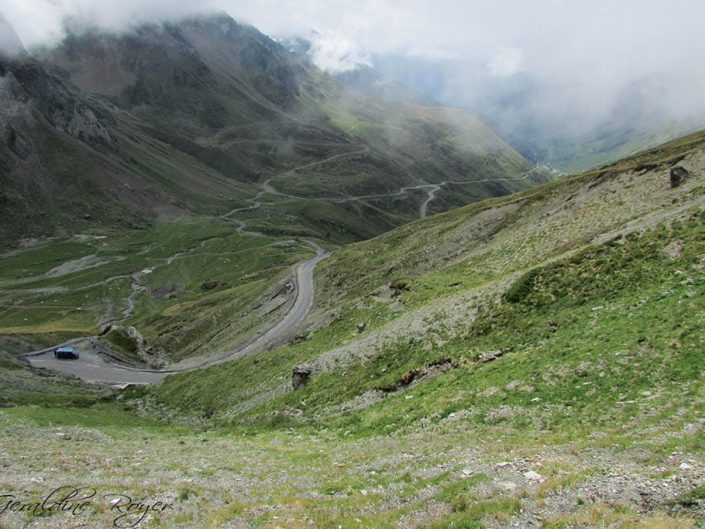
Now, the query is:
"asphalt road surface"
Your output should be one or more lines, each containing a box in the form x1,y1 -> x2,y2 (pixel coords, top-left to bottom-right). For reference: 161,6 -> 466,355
26,342 -> 168,386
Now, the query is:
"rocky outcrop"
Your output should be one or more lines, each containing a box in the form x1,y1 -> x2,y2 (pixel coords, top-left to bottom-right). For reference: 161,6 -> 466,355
152,283 -> 185,300
0,71 -> 33,158
126,326 -> 146,355
104,325 -> 147,360
670,166 -> 689,188
10,61 -> 111,145
479,348 -> 511,363
292,364 -> 312,390
0,53 -> 112,149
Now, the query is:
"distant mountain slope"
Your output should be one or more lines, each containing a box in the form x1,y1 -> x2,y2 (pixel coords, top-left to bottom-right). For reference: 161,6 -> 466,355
475,74 -> 705,173
0,13 -> 543,247
333,64 -> 434,105
154,128 -> 705,434
338,54 -> 705,174
0,53 -> 258,243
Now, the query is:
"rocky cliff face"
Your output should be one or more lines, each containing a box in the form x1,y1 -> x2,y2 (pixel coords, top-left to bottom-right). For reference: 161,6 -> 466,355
1,11 -> 112,155
43,14 -> 308,125
5,60 -> 112,145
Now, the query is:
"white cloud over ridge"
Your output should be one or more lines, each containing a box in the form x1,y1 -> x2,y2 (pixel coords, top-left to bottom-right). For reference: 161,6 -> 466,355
487,47 -> 525,78
3,0 -> 701,79
1,0 -> 705,136
309,30 -> 372,73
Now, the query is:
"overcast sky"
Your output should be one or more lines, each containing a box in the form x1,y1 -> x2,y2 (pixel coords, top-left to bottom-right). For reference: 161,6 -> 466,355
2,0 -> 705,130
2,0 -> 703,73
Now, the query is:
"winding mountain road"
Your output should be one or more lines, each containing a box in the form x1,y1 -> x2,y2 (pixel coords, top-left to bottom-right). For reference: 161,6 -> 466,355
20,160 -> 543,386
419,185 -> 441,219
22,157 -> 330,388
23,243 -> 328,386
330,164 -> 542,219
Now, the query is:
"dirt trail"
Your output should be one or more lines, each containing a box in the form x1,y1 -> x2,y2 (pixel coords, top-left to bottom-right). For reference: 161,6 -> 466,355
284,146 -> 370,173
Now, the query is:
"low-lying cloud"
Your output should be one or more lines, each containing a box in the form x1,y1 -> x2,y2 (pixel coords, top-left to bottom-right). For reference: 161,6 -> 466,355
2,0 -> 705,151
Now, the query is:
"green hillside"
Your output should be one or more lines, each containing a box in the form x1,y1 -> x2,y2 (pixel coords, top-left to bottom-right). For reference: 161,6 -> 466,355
137,130 -> 703,526
2,130 -> 703,528
0,13 -> 549,361
0,13 -> 542,249
2,12 -> 704,529
152,129 -> 705,420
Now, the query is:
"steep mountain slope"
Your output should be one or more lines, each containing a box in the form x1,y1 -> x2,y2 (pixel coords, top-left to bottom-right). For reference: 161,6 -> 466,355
0,12 -> 549,367
41,14 -> 533,192
0,13 -> 540,245
153,129 -> 705,421
0,36 -> 257,246
2,132 -> 704,527
40,129 -> 691,527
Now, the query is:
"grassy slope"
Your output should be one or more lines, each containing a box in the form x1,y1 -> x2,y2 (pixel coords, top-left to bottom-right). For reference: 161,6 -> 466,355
279,77 -> 537,201
152,131 -> 705,421
546,121 -> 702,174
260,216 -> 705,433
0,217 -> 313,363
1,132 -> 705,528
1,22 -> 545,364
0,100 -> 260,247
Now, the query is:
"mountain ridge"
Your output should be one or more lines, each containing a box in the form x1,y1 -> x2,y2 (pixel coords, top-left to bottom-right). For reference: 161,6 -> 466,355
0,12 -> 546,247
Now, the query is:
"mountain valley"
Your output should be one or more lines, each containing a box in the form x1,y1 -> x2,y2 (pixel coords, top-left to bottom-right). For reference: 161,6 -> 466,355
0,7 -> 704,529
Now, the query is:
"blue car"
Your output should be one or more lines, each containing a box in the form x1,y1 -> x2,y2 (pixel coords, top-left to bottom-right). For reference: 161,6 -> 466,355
54,347 -> 79,360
